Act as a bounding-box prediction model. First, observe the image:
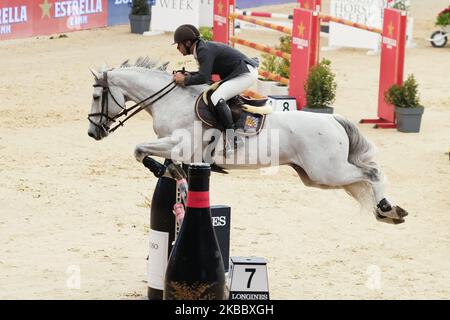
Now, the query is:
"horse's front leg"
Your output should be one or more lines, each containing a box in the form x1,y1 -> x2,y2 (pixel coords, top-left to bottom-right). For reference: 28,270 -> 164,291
134,136 -> 179,162
134,137 -> 190,180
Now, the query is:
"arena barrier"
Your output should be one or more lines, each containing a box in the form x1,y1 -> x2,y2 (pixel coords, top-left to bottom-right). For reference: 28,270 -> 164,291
214,0 -> 406,126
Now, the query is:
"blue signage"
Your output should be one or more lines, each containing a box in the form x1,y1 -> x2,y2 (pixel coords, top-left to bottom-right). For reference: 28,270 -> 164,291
108,0 -> 155,26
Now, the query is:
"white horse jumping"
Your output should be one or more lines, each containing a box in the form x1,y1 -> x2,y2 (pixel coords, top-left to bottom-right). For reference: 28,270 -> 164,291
87,58 -> 408,224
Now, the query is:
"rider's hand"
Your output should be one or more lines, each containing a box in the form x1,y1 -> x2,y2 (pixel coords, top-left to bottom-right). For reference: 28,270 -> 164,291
173,72 -> 186,85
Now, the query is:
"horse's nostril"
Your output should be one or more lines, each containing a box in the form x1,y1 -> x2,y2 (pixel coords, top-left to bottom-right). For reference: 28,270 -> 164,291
88,131 -> 95,138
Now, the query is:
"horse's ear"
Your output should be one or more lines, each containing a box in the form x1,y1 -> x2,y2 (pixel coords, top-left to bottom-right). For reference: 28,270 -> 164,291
157,61 -> 170,71
89,68 -> 100,80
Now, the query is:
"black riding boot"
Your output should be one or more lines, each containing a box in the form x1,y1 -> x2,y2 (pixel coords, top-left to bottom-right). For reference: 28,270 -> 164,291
215,99 -> 243,156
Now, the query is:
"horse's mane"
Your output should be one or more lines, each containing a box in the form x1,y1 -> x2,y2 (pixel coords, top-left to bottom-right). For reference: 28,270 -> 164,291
120,56 -> 160,69
98,57 -> 169,73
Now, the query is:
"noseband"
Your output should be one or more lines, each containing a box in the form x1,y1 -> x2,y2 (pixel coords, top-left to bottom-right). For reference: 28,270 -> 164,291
88,71 -> 177,133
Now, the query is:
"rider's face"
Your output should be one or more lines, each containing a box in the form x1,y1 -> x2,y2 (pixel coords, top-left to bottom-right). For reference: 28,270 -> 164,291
177,42 -> 189,56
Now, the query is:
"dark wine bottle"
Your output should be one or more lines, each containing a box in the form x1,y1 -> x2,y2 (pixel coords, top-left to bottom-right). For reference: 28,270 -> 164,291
147,159 -> 177,300
163,163 -> 225,300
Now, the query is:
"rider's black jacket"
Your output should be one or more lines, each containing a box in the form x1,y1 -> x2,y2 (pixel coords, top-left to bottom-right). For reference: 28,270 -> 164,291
184,39 -> 259,86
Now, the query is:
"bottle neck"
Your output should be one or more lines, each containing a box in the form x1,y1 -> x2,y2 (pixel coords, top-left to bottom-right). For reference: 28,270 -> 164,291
186,175 -> 210,209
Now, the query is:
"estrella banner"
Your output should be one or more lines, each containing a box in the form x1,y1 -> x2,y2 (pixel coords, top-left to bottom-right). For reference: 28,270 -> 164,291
1,0 -> 108,41
33,0 -> 108,35
0,0 -> 34,40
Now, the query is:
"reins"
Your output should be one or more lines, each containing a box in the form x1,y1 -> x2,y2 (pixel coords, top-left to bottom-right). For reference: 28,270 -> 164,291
88,71 -> 177,133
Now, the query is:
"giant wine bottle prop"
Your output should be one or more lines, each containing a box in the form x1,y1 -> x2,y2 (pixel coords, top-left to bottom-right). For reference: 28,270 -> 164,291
164,163 -> 225,300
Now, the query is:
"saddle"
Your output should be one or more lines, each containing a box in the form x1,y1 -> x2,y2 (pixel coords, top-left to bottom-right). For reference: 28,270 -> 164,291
195,82 -> 272,136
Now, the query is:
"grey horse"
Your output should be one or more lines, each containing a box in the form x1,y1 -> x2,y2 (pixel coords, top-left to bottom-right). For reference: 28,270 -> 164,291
87,58 -> 408,224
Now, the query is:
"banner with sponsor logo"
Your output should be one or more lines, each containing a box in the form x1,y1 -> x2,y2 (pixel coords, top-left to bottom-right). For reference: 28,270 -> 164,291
33,0 -> 108,35
0,0 -> 34,40
1,0 -> 108,41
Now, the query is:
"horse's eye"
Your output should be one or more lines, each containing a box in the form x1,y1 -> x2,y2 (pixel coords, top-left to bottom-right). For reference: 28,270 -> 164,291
93,95 -> 100,100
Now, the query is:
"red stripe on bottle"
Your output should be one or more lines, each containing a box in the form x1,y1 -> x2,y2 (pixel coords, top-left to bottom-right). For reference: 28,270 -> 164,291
186,191 -> 210,208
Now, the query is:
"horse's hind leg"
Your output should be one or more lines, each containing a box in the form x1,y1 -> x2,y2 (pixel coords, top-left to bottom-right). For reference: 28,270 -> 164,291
290,162 -> 407,224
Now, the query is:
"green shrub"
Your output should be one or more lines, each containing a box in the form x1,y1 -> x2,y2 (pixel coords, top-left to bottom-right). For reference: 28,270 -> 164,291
384,74 -> 421,108
276,35 -> 291,79
131,0 -> 150,15
304,59 -> 337,109
260,53 -> 278,77
259,35 -> 291,80
436,6 -> 450,26
199,27 -> 213,41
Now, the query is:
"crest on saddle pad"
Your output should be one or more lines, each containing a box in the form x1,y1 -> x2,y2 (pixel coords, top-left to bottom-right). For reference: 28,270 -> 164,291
195,82 -> 272,136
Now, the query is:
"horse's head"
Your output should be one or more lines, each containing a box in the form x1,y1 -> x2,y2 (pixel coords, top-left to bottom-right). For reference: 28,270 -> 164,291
87,68 -> 127,140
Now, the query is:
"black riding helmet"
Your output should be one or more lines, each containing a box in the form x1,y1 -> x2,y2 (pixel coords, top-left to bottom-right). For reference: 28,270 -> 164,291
172,24 -> 200,45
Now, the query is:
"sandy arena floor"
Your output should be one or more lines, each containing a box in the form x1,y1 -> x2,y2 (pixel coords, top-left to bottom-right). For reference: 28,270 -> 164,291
0,0 -> 449,299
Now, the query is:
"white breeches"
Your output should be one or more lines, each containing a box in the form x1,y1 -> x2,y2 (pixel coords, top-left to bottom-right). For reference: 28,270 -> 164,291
210,64 -> 258,105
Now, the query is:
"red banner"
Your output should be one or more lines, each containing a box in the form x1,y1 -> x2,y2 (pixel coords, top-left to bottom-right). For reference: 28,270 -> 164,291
1,0 -> 108,41
289,8 -> 319,109
33,0 -> 108,35
0,0 -> 34,40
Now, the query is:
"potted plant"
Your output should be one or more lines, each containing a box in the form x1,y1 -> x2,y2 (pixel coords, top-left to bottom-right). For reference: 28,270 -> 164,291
129,0 -> 152,34
384,74 -> 424,133
302,58 -> 336,114
430,6 -> 450,47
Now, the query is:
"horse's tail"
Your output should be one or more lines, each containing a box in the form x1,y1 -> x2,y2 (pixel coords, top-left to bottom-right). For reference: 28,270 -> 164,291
333,115 -> 380,208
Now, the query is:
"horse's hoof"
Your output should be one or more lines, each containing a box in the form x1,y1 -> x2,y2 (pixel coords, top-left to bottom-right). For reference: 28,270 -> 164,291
394,205 -> 408,218
376,213 -> 405,225
376,206 -> 407,220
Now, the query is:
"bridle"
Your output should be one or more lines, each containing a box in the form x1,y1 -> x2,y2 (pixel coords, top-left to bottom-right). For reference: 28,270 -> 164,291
87,71 -> 177,133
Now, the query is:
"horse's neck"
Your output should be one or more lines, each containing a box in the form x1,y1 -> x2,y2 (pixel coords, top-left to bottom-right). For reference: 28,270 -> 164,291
112,68 -> 202,137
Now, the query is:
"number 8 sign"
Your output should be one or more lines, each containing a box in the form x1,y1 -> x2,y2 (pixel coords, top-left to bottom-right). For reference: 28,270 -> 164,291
228,257 -> 270,300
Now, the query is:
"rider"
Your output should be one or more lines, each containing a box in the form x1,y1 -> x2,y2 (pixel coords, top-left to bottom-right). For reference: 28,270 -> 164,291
172,24 -> 259,156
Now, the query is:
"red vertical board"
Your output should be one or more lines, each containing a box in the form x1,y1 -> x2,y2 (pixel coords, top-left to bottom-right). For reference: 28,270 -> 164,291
0,1 -> 34,40
289,8 -> 319,109
377,8 -> 406,123
213,0 -> 233,44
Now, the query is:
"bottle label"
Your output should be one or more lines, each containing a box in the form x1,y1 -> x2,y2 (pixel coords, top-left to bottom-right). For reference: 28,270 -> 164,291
147,229 -> 169,290
186,191 -> 210,208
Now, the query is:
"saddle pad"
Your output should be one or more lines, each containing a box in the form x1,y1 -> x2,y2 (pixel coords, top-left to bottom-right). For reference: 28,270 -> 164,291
195,94 -> 267,136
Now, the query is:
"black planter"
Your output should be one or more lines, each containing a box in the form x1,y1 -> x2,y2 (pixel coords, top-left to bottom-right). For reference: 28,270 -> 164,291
395,106 -> 424,133
302,106 -> 334,114
129,14 -> 151,34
